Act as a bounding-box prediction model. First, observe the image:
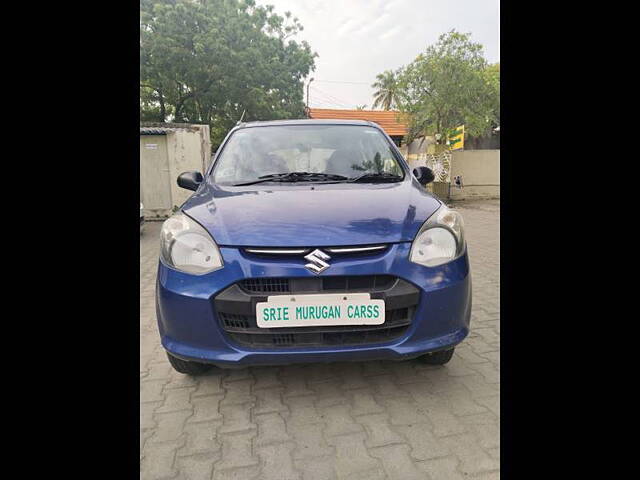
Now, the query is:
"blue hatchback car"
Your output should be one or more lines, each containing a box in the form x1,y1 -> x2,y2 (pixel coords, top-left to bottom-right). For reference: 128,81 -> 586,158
155,119 -> 471,375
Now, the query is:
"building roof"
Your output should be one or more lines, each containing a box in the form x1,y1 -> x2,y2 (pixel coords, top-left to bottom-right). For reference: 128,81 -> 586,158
308,108 -> 408,136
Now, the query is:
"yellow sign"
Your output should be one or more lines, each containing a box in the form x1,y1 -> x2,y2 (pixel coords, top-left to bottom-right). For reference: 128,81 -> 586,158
449,125 -> 464,151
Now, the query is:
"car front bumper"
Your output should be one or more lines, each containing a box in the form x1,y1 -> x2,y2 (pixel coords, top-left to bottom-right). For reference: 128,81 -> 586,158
155,243 -> 472,367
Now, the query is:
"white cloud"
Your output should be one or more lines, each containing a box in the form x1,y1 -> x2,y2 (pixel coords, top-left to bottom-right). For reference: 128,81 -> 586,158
379,25 -> 402,41
257,0 -> 500,109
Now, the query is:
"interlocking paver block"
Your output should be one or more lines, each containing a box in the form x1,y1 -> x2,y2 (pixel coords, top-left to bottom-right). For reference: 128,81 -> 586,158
253,387 -> 288,415
151,410 -> 192,443
189,394 -> 224,424
219,378 -> 254,405
402,386 -> 466,437
280,367 -> 316,397
441,433 -> 500,475
250,366 -> 284,390
141,379 -> 168,404
459,412 -> 500,450
214,430 -> 259,471
476,394 -> 500,416
458,374 -> 500,399
288,422 -> 334,460
320,404 -> 363,437
283,394 -> 322,426
255,442 -> 300,480
294,456 -> 337,480
379,396 -> 432,426
179,421 -> 222,456
140,438 -> 183,479
369,444 -> 425,480
335,362 -> 370,390
310,379 -> 348,408
442,385 -> 489,416
176,452 -> 219,480
213,465 -> 261,480
254,412 -> 292,446
394,423 -> 450,460
327,432 -> 381,478
416,455 -> 465,480
370,374 -> 411,398
218,402 -> 256,434
143,360 -> 173,381
156,386 -> 195,413
469,362 -> 500,384
348,388 -> 386,416
357,413 -> 405,448
141,401 -> 160,430
192,375 -> 224,397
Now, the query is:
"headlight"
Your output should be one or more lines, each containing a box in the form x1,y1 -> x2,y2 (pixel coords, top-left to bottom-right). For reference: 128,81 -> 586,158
410,204 -> 465,267
160,213 -> 223,274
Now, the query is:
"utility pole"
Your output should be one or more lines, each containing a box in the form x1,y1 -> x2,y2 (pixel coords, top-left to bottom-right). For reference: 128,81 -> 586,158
306,77 -> 314,111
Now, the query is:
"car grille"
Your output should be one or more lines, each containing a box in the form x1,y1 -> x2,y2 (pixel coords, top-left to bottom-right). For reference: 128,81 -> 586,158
239,275 -> 396,294
213,275 -> 419,349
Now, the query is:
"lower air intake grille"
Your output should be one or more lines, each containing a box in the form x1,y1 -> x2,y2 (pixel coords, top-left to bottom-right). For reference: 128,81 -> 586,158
240,278 -> 290,294
239,275 -> 396,294
214,276 -> 419,349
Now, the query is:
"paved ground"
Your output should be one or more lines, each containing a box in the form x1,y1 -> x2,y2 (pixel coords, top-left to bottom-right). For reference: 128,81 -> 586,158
140,199 -> 500,480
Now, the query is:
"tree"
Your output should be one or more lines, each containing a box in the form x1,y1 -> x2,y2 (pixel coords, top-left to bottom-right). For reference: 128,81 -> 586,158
483,62 -> 500,128
371,70 -> 399,110
140,0 -> 317,145
393,30 -> 499,143
355,104 -> 367,110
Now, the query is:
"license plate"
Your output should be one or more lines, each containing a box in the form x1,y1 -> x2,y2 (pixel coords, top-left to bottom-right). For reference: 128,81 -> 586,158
256,293 -> 385,328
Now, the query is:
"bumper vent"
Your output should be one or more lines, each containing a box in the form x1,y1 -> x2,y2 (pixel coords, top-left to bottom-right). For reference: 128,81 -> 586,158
214,276 -> 419,349
239,275 -> 396,294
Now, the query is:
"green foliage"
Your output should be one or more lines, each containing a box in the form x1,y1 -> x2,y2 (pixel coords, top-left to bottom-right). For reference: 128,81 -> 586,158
140,0 -> 317,146
393,30 -> 499,142
483,62 -> 500,127
371,70 -> 399,111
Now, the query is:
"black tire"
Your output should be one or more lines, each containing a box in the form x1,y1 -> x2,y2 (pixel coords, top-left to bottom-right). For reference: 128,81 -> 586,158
166,352 -> 213,375
418,348 -> 455,365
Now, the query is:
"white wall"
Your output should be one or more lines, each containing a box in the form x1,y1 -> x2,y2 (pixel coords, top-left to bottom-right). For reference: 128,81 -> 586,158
166,125 -> 211,210
140,124 -> 211,219
450,150 -> 500,200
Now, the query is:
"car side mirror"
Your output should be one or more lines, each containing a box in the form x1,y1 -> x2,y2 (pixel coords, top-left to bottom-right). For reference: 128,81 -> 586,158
177,171 -> 203,191
413,167 -> 435,186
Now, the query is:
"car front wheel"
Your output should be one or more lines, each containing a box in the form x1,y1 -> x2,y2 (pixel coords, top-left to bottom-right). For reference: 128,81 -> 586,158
418,348 -> 455,365
166,352 -> 213,375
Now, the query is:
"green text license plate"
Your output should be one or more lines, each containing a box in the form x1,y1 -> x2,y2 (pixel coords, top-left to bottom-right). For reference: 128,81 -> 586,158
256,293 -> 385,328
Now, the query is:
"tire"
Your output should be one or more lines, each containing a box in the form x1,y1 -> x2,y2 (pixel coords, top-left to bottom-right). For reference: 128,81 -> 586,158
418,348 -> 455,365
166,352 -> 213,375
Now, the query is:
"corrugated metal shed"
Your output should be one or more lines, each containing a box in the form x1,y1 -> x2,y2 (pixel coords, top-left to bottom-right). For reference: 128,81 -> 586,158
140,122 -> 206,135
308,108 -> 408,136
140,127 -> 173,135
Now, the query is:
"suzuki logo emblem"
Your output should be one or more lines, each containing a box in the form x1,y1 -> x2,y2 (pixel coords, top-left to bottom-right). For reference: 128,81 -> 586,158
304,249 -> 331,274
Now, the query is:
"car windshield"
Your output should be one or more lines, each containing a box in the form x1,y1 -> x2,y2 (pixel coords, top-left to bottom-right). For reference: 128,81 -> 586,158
211,125 -> 404,185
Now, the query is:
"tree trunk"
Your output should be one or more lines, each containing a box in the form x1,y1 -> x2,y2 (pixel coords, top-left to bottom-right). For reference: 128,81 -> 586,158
174,92 -> 195,123
158,90 -> 166,122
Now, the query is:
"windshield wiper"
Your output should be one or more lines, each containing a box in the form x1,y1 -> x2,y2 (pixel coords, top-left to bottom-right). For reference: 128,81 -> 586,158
233,172 -> 349,186
347,172 -> 404,183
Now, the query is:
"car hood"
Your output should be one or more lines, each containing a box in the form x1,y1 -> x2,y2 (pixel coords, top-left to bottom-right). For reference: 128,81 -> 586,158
181,180 -> 441,247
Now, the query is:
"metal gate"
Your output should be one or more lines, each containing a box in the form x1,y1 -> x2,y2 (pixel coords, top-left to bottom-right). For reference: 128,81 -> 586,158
416,151 -> 452,200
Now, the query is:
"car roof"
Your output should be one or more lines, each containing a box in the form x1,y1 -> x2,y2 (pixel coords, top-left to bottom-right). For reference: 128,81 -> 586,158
236,118 -> 377,129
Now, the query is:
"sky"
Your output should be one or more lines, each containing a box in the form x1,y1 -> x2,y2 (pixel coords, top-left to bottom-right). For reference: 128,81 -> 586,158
258,0 -> 500,110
